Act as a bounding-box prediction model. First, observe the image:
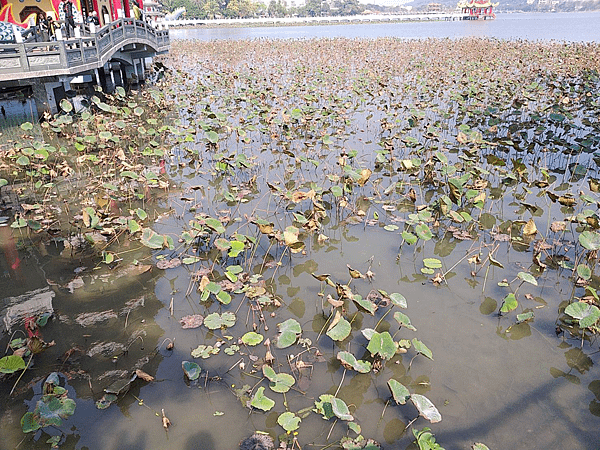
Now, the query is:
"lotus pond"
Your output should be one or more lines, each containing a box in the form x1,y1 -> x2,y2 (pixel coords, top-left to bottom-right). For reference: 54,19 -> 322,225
1,37 -> 600,450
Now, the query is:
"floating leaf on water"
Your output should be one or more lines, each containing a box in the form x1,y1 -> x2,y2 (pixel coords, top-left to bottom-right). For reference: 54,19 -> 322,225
327,316 -> 352,341
206,130 -> 219,143
95,393 -> 118,410
577,264 -> 592,281
262,365 -> 295,393
402,231 -> 418,245
331,397 -> 354,421
352,295 -> 377,315
191,344 -> 220,359
204,312 -> 236,330
337,351 -> 371,373
22,375 -> 76,432
215,238 -> 231,251
330,186 -> 343,198
182,361 -> 201,380
228,240 -> 245,257
140,228 -> 167,249
16,155 -> 30,166
517,272 -> 538,286
241,331 -> 264,346
21,412 -> 40,433
59,99 -> 73,113
0,355 -> 26,373
348,421 -> 361,435
278,411 -> 301,432
579,231 -> 600,251
388,379 -> 410,405
314,394 -> 336,420
500,293 -> 518,313
250,387 -> 275,411
204,217 -> 226,234
216,290 -> 232,305
410,394 -> 441,423
182,256 -> 202,265
128,219 -> 141,234
180,314 -> 203,329
412,338 -> 433,360
367,331 -> 397,360
516,312 -> 534,323
386,292 -> 407,308
472,444 -> 490,450
394,312 -> 416,331
423,258 -> 442,269
276,318 -> 302,348
120,170 -> 139,179
361,328 -> 376,341
565,302 -> 600,328
415,223 -> 433,241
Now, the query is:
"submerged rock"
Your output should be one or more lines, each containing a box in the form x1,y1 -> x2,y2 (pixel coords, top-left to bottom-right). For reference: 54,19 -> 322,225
239,433 -> 274,450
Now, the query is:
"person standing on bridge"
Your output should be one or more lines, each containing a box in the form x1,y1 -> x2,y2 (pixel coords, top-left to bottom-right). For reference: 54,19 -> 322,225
46,16 -> 57,40
63,0 -> 75,38
133,1 -> 142,21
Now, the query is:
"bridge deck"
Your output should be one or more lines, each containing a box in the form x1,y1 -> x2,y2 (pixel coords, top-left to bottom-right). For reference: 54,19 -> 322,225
0,19 -> 169,83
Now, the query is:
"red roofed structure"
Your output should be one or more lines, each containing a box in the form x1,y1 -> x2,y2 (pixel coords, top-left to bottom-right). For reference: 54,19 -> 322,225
457,0 -> 498,19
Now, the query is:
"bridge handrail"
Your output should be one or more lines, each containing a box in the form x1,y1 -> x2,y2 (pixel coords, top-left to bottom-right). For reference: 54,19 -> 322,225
0,18 -> 169,81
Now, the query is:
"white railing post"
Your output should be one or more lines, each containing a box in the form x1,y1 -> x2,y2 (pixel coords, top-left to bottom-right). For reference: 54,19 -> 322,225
13,24 -> 23,43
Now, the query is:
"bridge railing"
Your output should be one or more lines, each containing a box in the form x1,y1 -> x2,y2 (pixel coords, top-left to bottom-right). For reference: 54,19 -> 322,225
0,18 -> 169,81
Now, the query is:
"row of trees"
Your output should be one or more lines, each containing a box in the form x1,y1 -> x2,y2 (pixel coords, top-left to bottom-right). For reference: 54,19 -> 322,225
159,0 -> 366,19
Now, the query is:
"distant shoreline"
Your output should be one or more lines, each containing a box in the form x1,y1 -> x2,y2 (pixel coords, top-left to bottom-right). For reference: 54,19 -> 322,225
165,9 -> 599,30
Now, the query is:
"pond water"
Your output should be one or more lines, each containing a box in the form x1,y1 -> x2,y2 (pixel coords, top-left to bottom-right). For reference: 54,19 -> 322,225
1,23 -> 600,450
170,11 -> 600,42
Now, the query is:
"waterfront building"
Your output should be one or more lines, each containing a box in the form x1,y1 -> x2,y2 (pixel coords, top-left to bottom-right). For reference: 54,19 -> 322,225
457,0 -> 497,19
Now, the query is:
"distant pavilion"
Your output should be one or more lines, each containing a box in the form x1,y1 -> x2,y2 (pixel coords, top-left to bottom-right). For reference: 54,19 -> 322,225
457,0 -> 498,19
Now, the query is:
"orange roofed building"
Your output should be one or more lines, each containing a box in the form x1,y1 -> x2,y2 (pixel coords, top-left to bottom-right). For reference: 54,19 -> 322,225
457,0 -> 497,19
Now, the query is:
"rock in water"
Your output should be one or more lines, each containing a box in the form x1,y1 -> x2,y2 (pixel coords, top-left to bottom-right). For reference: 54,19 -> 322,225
239,433 -> 274,450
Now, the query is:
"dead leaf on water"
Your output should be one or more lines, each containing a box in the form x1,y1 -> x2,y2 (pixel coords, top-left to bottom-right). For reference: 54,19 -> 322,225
358,169 -> 372,186
156,258 -> 181,270
328,310 -> 342,332
180,314 -> 204,329
327,295 -> 344,308
135,369 -> 154,382
162,409 -> 171,431
523,219 -> 537,236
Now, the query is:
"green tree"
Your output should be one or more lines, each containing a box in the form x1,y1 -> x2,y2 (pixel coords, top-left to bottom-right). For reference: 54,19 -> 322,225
268,0 -> 287,17
203,0 -> 220,18
331,0 -> 364,15
301,0 -> 327,16
225,0 -> 260,17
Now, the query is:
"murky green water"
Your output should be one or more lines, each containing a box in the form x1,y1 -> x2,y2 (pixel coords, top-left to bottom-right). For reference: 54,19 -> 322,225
2,37 -> 600,450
